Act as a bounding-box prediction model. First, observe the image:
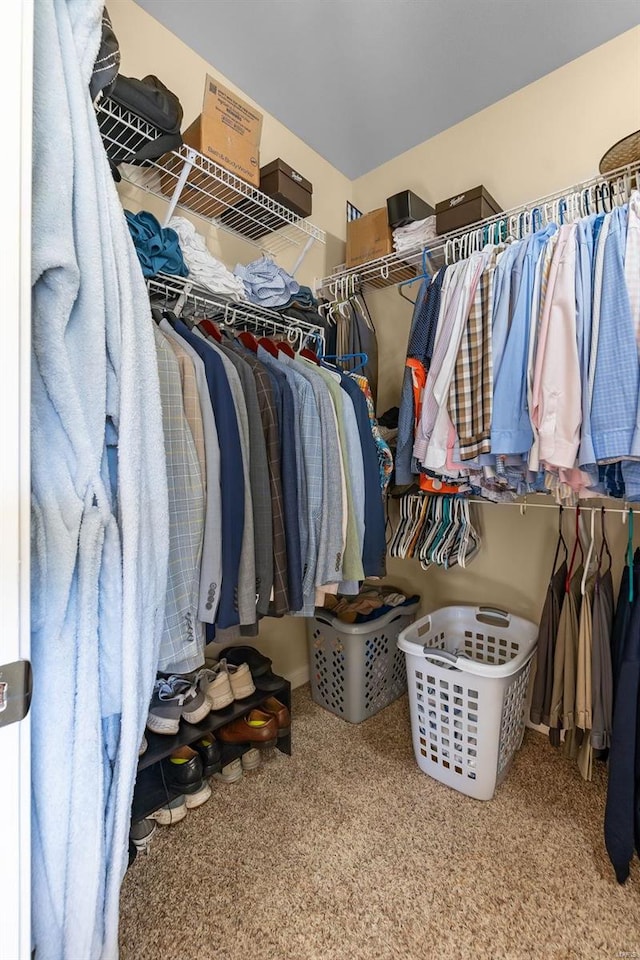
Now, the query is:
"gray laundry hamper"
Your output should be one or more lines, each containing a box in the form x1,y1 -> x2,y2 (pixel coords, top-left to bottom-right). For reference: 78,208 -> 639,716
307,601 -> 419,723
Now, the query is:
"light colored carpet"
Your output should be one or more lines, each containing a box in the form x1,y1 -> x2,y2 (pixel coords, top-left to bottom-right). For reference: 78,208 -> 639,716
120,685 -> 640,960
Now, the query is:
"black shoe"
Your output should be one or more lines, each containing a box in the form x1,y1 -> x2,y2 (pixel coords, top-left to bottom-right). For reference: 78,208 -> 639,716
217,646 -> 284,692
191,734 -> 222,777
162,745 -> 204,795
218,645 -> 272,676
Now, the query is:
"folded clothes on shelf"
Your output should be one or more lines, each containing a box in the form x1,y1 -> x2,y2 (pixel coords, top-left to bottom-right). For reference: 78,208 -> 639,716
234,255 -> 299,307
169,216 -> 246,299
393,215 -> 437,254
125,209 -> 189,278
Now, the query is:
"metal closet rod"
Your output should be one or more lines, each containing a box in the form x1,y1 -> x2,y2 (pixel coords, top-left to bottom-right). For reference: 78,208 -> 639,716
467,497 -> 639,517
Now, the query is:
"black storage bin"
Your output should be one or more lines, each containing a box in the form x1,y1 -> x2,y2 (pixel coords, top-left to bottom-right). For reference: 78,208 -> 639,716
386,190 -> 434,229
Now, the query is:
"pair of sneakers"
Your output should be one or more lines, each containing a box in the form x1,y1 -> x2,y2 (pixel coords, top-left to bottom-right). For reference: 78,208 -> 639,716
196,658 -> 255,710
146,675 -> 212,735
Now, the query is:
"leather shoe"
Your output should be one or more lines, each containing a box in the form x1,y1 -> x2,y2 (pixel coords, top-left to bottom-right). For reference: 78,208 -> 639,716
217,709 -> 278,748
191,735 -> 222,777
259,697 -> 290,738
162,745 -> 204,795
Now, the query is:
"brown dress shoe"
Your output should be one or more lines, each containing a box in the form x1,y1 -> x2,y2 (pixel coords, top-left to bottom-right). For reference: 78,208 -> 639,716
259,697 -> 291,738
217,709 -> 278,747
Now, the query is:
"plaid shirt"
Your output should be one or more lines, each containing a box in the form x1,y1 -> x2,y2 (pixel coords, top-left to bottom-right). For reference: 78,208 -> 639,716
154,326 -> 205,674
449,248 -> 500,460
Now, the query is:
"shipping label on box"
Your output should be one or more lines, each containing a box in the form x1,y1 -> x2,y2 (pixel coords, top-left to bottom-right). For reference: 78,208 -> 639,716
203,75 -> 263,144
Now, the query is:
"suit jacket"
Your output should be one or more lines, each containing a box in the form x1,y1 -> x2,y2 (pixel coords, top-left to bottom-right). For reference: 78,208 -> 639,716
160,320 -> 223,625
175,319 -> 244,631
225,338 -> 289,615
216,341 -> 274,617
153,326 -> 205,674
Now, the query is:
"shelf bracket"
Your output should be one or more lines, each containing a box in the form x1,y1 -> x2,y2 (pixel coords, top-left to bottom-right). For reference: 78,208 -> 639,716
162,148 -> 197,227
290,235 -> 316,277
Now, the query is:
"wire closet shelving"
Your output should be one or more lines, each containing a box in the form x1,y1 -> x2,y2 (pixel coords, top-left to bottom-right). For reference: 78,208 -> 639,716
148,273 -> 326,353
96,98 -> 326,260
317,160 -> 640,300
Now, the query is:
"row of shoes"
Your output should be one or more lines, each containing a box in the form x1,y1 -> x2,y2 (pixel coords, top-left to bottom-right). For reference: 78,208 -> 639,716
129,697 -> 290,856
145,645 -> 284,737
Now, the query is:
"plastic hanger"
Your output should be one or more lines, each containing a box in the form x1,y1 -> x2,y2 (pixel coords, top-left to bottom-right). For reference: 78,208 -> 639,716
580,509 -> 596,596
237,330 -> 259,352
597,506 -> 612,576
398,248 -> 432,304
566,504 -> 582,592
628,508 -> 634,603
199,317 -> 222,342
321,352 -> 368,374
275,341 -> 295,358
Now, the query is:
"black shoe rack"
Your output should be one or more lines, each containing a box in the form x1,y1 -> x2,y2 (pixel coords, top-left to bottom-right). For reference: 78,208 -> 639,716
133,677 -> 292,821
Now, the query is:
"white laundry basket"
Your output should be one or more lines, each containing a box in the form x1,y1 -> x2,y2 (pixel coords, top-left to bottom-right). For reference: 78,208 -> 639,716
397,605 -> 537,800
308,602 -> 419,723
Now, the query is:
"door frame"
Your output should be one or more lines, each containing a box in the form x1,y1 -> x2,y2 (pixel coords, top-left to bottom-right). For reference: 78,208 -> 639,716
0,1 -> 33,957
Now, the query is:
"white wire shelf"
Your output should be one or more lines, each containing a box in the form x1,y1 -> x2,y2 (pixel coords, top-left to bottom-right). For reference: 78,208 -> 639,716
147,273 -> 326,351
96,98 -> 326,256
318,160 -> 640,300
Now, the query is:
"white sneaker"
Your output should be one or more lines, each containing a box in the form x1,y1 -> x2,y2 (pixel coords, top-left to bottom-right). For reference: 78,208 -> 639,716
241,747 -> 261,772
213,757 -> 243,784
227,661 -> 256,700
148,795 -> 187,826
185,780 -> 212,809
196,663 -> 234,710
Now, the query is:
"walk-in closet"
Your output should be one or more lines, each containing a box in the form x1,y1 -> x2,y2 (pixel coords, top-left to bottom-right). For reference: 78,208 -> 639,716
4,1 -> 640,958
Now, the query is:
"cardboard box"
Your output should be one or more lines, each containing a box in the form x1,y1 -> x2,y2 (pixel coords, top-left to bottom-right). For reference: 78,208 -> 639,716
346,208 -> 392,268
435,185 -> 502,235
160,75 -> 263,218
260,159 -> 312,218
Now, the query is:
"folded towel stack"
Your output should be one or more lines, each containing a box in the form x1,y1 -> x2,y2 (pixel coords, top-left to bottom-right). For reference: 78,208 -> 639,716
125,210 -> 189,278
393,215 -> 437,254
234,256 -> 299,308
169,217 -> 245,300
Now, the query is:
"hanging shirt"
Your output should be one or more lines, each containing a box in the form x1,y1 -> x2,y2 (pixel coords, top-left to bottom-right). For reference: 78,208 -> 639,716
591,207 -> 638,463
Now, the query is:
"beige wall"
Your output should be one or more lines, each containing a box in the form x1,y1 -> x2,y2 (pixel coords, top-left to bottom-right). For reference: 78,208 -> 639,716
109,5 -> 640,686
352,26 -> 640,658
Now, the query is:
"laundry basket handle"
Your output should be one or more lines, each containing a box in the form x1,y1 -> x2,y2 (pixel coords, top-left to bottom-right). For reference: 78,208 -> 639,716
476,606 -> 511,627
422,648 -> 460,669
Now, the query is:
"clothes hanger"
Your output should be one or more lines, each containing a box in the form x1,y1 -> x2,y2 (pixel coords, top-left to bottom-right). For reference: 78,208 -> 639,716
321,351 -> 368,374
237,330 -> 259,352
597,505 -> 612,576
275,341 -> 295,358
199,317 -> 222,342
566,504 -> 582,592
398,248 -> 432,304
627,508 -> 634,603
580,508 -> 596,596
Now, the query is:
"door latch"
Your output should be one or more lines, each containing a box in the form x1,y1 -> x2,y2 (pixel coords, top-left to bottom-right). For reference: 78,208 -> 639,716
0,660 -> 32,728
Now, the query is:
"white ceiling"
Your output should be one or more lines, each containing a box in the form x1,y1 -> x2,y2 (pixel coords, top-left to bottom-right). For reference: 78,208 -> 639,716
133,0 -> 640,179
